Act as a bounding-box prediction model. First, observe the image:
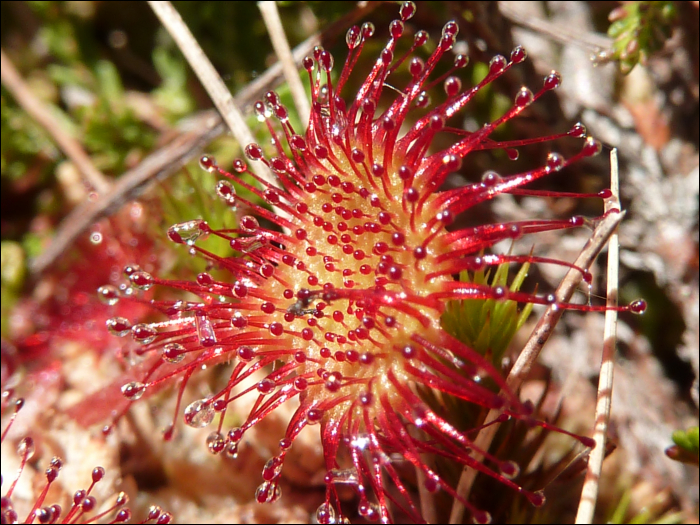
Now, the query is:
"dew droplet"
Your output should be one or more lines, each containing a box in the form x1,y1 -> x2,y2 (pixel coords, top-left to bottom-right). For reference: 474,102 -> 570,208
399,1 -> 416,21
544,71 -> 562,90
274,105 -> 290,122
228,426 -> 244,443
358,502 -> 380,520
216,180 -> 237,205
92,466 -> 105,482
167,219 -> 207,245
499,460 -> 520,480
255,481 -> 282,503
240,215 -> 259,232
262,455 -> 284,481
106,317 -> 131,336
325,468 -> 359,485
121,381 -> 146,401
245,143 -> 264,160
306,407 -> 324,425
195,314 -> 217,346
237,345 -> 255,362
545,152 -> 565,173
97,285 -> 120,305
206,432 -> 226,454
290,134 -> 307,151
319,50 -> 334,72
257,378 -> 276,394
122,264 -> 140,277
184,399 -> 215,428
162,343 -> 186,363
409,56 -> 425,78
17,436 -> 35,459
346,26 -> 361,49
199,155 -> 217,173
629,299 -> 647,314
582,136 -> 602,157
514,87 -> 534,108
444,76 -> 462,97
389,19 -> 404,39
316,502 -> 337,524
442,20 -> 459,38
569,122 -> 587,138
254,101 -> 267,121
528,490 -> 546,507
415,91 -> 431,108
488,55 -> 507,74
225,441 -> 239,459
131,323 -> 157,344
129,270 -> 154,290
510,45 -> 527,63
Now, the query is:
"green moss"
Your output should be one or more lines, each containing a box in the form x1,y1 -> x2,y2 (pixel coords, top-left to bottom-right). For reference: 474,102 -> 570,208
442,260 -> 533,365
606,2 -> 677,74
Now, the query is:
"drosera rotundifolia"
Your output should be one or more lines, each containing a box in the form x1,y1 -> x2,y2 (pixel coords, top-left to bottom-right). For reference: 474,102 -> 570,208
92,2 -> 646,523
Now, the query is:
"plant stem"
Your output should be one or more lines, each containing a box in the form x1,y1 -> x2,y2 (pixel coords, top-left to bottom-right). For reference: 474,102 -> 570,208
575,148 -> 620,524
258,1 -> 311,123
148,1 -> 283,196
1,49 -> 112,194
498,2 -> 612,52
28,31 -> 319,276
449,206 -> 625,524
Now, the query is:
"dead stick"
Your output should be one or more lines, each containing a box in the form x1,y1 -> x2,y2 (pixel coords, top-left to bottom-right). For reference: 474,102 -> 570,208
1,49 -> 112,194
449,208 -> 625,524
28,0 -> 379,276
575,149 -> 620,523
28,30 -> 320,277
148,1 -> 282,194
258,1 -> 311,123
498,2 -> 612,52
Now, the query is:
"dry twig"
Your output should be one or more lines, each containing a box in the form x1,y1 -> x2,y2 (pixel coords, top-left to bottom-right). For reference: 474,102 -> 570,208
1,48 -> 112,194
575,149 -> 621,524
498,2 -> 612,53
148,1 -> 281,193
449,208 -> 626,524
28,35 -> 319,276
258,1 -> 311,123
29,0 -> 384,276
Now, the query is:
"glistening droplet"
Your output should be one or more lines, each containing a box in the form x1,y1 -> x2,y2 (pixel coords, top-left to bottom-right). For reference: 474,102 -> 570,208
325,468 -> 359,485
315,502 -> 337,524
216,180 -> 237,205
106,317 -> 131,336
162,343 -> 186,363
167,219 -> 207,245
499,460 -> 520,480
97,285 -> 120,305
131,324 -> 157,344
121,381 -> 146,401
17,436 -> 35,459
129,271 -> 154,291
195,315 -> 217,346
514,87 -> 534,108
255,481 -> 281,503
184,399 -> 215,428
206,432 -> 226,454
545,152 -> 565,173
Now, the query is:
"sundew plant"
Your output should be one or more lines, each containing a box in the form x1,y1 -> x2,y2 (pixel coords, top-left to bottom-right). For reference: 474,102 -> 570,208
83,2 -> 647,523
1,391 -> 173,525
